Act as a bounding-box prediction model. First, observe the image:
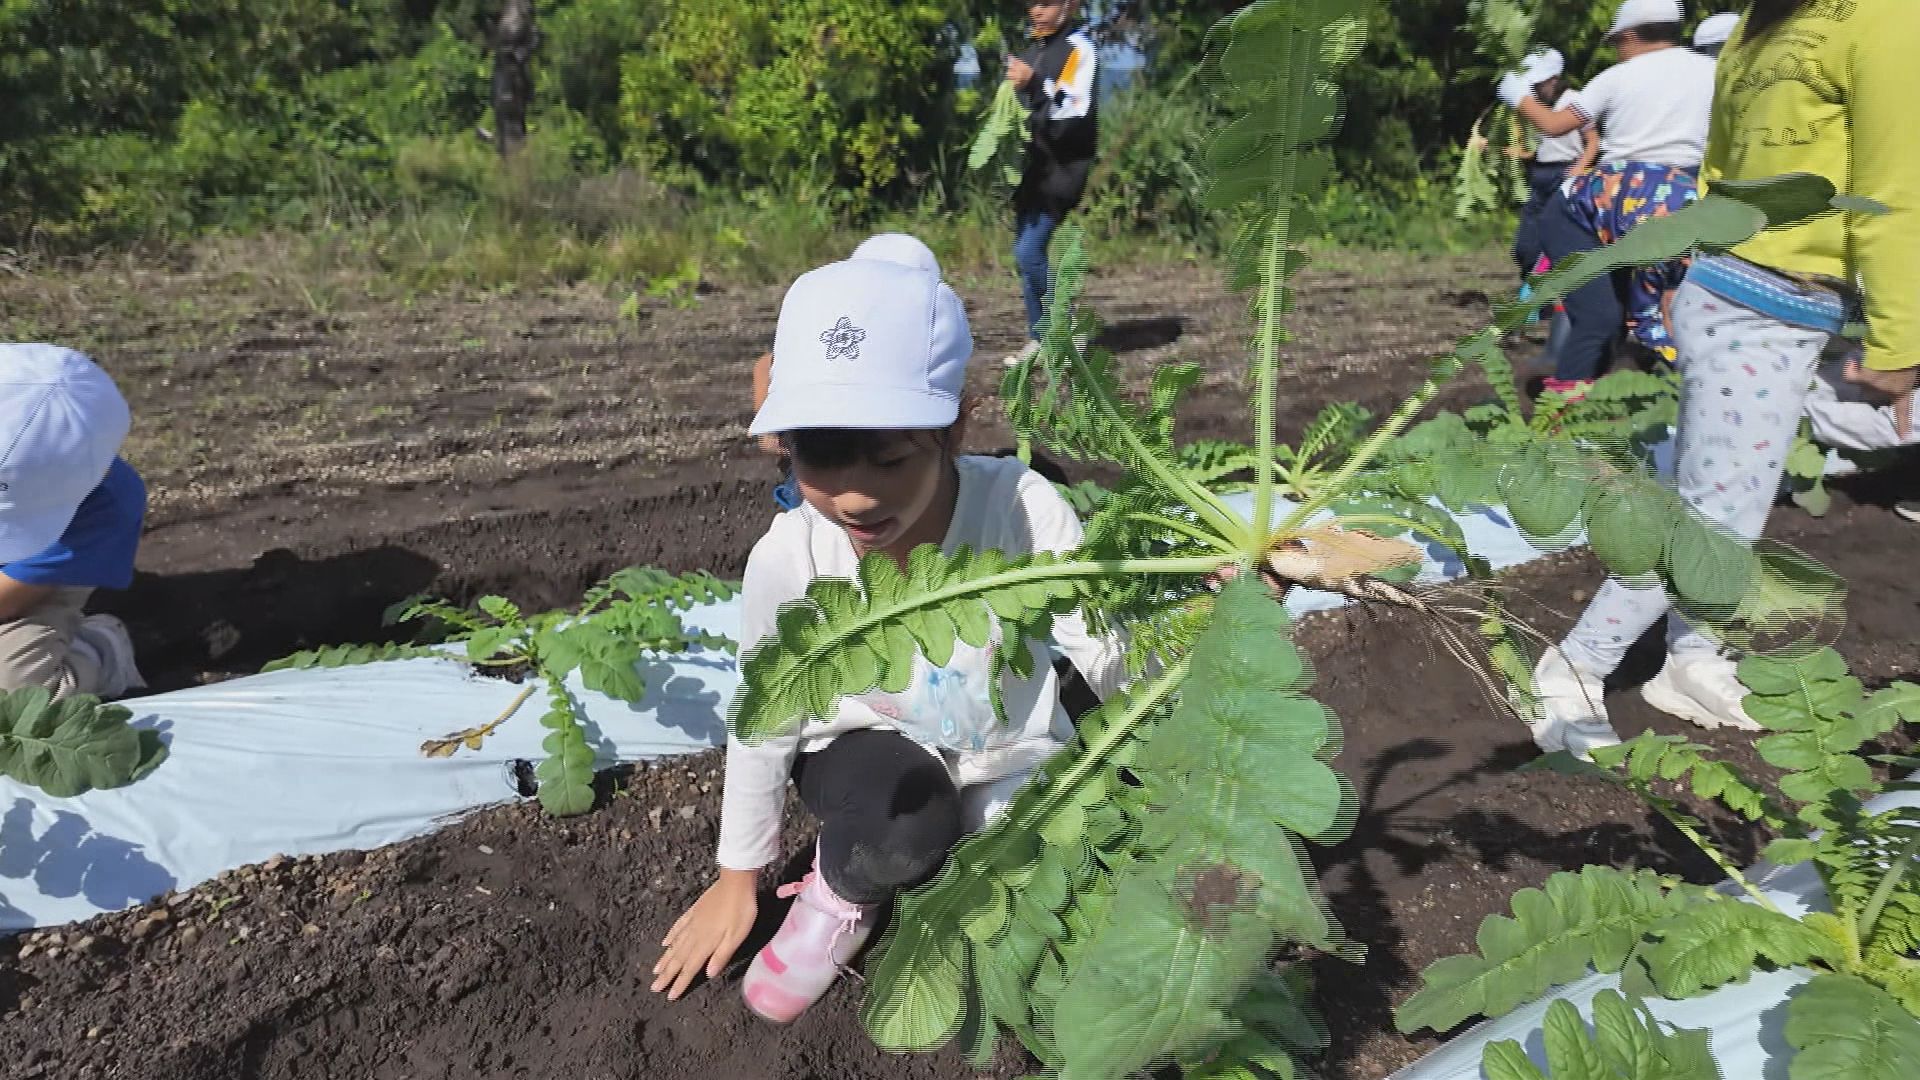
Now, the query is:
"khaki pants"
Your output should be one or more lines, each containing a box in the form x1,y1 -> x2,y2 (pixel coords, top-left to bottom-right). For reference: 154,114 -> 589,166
0,587 -> 101,698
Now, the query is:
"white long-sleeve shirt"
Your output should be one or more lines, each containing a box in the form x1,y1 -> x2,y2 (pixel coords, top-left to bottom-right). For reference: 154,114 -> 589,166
715,454 -> 1130,871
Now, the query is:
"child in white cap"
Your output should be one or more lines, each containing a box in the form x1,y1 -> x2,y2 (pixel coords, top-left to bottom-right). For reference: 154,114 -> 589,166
1511,47 -> 1599,285
656,236 -> 1129,1022
1693,12 -> 1741,58
1500,0 -> 1716,395
1,345 -> 148,699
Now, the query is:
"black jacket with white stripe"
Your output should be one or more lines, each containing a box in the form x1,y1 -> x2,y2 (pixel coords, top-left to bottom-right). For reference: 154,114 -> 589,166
1015,24 -> 1099,216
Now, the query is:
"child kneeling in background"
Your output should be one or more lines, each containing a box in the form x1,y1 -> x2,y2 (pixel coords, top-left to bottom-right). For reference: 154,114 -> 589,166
1,345 -> 148,700
656,237 -> 1129,1022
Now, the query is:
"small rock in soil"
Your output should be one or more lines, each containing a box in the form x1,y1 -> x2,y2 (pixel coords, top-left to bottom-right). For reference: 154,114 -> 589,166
675,805 -> 696,821
647,807 -> 663,829
178,925 -> 202,948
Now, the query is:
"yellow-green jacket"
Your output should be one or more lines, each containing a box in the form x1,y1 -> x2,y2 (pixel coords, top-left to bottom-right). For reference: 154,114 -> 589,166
1705,0 -> 1919,371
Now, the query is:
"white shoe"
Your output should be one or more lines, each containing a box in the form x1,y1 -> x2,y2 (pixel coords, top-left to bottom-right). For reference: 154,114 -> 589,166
1002,340 -> 1041,368
1640,652 -> 1761,732
1525,650 -> 1621,760
74,614 -> 146,699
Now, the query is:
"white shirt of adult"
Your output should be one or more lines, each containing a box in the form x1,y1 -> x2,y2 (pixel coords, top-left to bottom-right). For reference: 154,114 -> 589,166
1563,46 -> 1716,168
715,454 -> 1132,871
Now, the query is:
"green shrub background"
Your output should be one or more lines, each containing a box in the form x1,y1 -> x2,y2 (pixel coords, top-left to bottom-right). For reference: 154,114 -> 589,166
1,1 -> 1645,276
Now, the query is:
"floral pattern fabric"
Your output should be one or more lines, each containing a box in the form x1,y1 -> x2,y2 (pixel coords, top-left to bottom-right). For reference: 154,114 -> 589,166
1562,162 -> 1701,363
1560,281 -> 1832,675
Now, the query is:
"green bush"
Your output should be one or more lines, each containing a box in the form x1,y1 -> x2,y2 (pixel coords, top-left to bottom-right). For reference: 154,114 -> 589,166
616,0 -> 958,196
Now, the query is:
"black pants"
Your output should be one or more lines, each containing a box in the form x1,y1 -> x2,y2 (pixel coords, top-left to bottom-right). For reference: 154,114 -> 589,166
793,729 -> 962,905
1513,160 -> 1570,279
1540,188 -> 1626,382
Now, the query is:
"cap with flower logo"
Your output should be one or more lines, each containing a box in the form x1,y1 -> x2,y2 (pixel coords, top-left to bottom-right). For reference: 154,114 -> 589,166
750,237 -> 973,436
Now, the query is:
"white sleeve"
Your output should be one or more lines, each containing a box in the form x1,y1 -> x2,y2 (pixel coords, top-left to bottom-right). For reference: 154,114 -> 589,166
1047,35 -> 1098,121
714,530 -> 807,871
1563,68 -> 1613,130
1015,472 -> 1132,701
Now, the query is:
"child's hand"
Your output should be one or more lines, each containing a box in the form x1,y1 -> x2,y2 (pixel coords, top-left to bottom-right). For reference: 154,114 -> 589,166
1845,359 -> 1919,437
651,868 -> 758,1000
1005,57 -> 1034,87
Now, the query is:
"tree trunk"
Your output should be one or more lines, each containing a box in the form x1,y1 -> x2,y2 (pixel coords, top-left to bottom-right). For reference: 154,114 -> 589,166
491,0 -> 536,157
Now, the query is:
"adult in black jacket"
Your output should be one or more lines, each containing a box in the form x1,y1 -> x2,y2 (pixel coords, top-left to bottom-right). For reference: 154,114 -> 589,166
1003,2 -> 1098,366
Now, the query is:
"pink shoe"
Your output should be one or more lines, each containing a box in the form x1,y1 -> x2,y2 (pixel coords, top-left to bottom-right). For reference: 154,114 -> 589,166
741,849 -> 876,1024
1541,377 -> 1594,403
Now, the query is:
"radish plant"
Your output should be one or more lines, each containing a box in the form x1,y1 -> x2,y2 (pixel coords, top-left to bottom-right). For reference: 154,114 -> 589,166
1398,648 -> 1920,1080
269,566 -> 736,815
729,2 -> 1859,1074
0,685 -> 166,797
970,77 -> 1030,188
1451,0 -> 1536,220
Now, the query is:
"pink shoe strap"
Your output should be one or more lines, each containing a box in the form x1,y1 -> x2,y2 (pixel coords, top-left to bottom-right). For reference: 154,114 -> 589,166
775,870 -> 871,979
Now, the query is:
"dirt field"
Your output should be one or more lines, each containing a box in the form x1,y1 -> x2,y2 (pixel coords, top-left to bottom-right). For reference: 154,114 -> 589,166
2,249 -> 1916,1080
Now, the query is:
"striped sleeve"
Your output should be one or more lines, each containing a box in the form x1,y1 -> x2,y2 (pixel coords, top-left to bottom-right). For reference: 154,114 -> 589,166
1048,32 -> 1098,120
1561,65 -> 1616,131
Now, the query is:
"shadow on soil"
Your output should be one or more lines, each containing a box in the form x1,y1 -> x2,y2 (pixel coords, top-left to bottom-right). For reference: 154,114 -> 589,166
94,546 -> 445,692
1309,724 -> 1770,1068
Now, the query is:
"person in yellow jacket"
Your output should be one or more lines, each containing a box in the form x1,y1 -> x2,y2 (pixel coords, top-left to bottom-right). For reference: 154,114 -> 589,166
1524,0 -> 1919,757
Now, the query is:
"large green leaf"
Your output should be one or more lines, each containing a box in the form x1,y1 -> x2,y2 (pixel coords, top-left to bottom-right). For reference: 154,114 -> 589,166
730,546 -> 1097,743
1481,990 -> 1721,1080
1784,974 -> 1920,1080
533,682 -> 596,816
862,670 -> 1185,1059
1052,877 -> 1256,1078
1641,901 -> 1846,999
1500,177 -> 1851,338
1397,867 -> 1706,1034
1050,580 -> 1349,1077
862,915 -> 969,1050
0,686 -> 166,798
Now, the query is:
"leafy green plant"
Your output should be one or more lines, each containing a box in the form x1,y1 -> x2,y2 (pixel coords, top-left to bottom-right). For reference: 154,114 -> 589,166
722,1 -> 1861,1074
1784,420 -> 1835,517
1481,990 -> 1722,1080
1450,0 -> 1536,220
0,685 -> 167,798
969,77 -> 1030,188
1398,647 -> 1920,1079
269,566 -> 736,815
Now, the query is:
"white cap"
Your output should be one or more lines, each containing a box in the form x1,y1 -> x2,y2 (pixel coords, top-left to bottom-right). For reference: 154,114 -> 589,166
750,248 -> 972,436
1694,12 -> 1740,48
0,344 -> 132,562
848,233 -> 941,276
1524,47 -> 1565,86
1609,0 -> 1684,38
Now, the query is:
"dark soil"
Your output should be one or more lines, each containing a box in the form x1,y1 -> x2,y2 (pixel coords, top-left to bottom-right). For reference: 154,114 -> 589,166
3,251 -> 1917,1079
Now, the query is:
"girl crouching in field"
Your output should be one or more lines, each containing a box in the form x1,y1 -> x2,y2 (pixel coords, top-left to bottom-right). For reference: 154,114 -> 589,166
649,240 -> 1129,1022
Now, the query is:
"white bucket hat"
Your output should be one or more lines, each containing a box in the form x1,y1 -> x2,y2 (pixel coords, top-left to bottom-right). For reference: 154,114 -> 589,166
751,241 -> 972,436
1609,0 -> 1684,39
0,344 -> 132,562
1694,12 -> 1740,49
1524,47 -> 1566,86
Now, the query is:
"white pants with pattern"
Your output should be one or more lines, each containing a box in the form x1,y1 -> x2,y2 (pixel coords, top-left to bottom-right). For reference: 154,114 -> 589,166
1560,281 -> 1834,675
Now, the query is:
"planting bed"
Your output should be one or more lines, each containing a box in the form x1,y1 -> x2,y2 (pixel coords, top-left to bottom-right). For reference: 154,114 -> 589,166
3,253 -> 1917,1078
